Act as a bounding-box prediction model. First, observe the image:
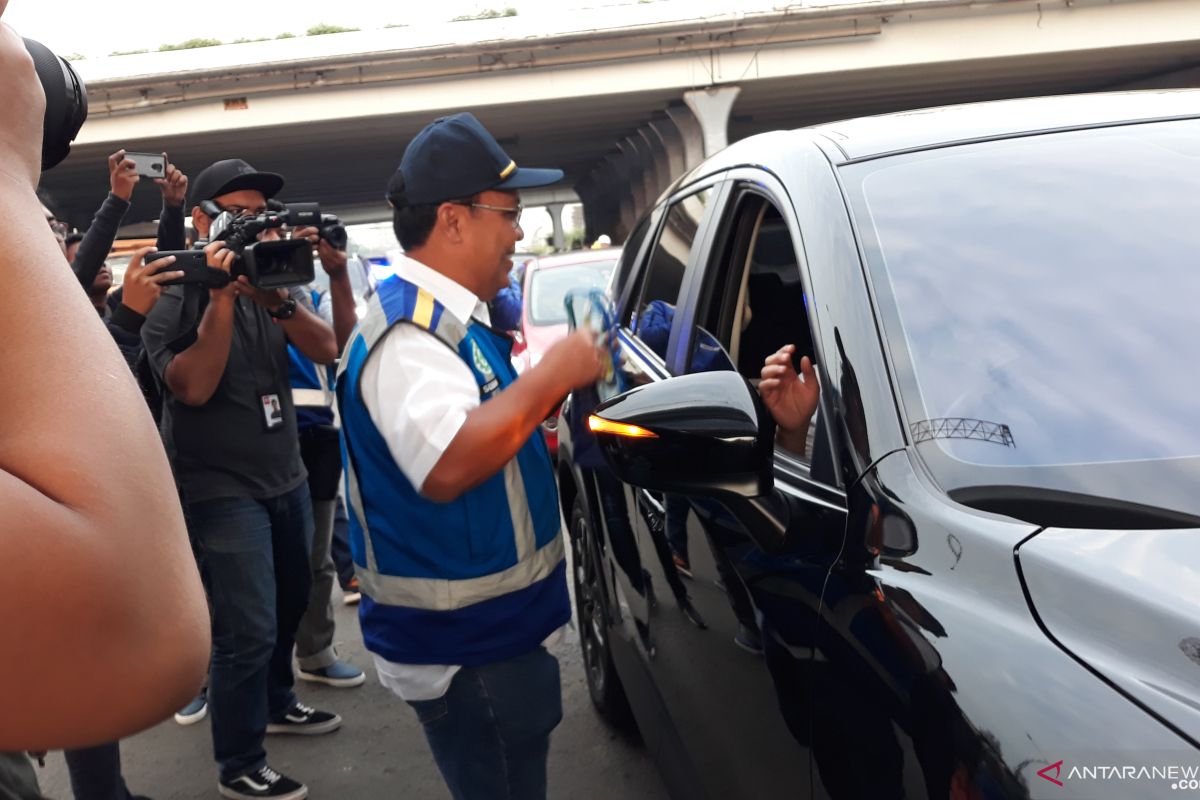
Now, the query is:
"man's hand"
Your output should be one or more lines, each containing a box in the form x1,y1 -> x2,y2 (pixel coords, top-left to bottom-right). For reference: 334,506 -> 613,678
317,238 -> 347,277
204,240 -> 237,300
0,21 -> 45,187
234,275 -> 286,310
290,225 -> 320,245
760,344 -> 819,438
108,150 -> 139,202
123,247 -> 184,315
155,157 -> 187,208
537,329 -> 607,393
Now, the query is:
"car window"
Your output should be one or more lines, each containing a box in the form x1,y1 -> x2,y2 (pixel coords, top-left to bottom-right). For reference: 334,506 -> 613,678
687,188 -> 825,475
631,189 -> 710,360
613,215 -> 654,322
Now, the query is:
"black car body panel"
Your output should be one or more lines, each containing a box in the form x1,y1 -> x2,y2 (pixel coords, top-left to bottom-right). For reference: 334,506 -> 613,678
559,91 -> 1200,799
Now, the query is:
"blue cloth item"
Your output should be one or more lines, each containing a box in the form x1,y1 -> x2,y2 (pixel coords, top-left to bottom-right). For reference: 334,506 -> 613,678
288,341 -> 335,430
407,646 -> 562,800
489,268 -> 523,332
184,483 -> 314,782
337,275 -> 569,667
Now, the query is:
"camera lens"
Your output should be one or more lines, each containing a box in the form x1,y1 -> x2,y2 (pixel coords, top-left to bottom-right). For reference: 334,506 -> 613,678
23,38 -> 88,171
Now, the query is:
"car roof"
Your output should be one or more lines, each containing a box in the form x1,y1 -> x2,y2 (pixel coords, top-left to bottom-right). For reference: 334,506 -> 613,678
810,90 -> 1200,162
529,248 -> 622,271
685,91 -> 1200,176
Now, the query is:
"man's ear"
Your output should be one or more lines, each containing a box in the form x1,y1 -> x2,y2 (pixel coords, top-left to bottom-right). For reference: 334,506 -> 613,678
191,206 -> 210,239
437,202 -> 466,245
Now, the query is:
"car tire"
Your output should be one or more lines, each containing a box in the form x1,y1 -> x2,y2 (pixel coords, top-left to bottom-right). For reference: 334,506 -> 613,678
569,493 -> 635,732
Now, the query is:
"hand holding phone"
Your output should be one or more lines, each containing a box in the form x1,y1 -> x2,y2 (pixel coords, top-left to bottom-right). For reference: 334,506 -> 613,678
123,151 -> 167,179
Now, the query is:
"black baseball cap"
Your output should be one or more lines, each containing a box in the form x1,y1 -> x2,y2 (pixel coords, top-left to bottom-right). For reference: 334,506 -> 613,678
386,112 -> 562,206
190,158 -> 284,207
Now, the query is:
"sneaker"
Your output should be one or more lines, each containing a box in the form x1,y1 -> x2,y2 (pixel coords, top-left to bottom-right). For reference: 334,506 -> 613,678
266,702 -> 341,735
671,552 -> 692,579
218,765 -> 307,799
174,691 -> 207,725
341,577 -> 361,606
298,660 -> 365,688
734,623 -> 764,655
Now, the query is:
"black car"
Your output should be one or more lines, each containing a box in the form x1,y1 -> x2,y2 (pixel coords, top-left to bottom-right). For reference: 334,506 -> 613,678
556,91 -> 1200,799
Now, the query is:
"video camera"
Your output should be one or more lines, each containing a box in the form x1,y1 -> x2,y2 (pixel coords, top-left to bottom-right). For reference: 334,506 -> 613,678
155,201 -> 347,290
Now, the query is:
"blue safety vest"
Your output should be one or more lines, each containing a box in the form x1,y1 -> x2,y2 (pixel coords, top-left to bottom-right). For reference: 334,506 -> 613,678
336,274 -> 568,666
288,289 -> 335,429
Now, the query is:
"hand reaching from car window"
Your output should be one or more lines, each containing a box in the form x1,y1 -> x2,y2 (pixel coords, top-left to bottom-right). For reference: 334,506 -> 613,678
760,343 -> 819,456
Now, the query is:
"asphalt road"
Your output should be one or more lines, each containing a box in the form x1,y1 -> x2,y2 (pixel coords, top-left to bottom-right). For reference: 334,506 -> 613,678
33,576 -> 667,800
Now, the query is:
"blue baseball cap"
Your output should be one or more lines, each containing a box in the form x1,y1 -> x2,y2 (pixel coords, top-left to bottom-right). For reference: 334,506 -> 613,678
386,112 -> 563,206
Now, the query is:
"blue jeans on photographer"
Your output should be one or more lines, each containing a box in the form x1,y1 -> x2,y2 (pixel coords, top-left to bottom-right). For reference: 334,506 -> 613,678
407,647 -> 563,800
185,482 -> 313,782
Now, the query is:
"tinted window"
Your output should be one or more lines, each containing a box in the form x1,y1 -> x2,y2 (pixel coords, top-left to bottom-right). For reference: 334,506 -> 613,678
633,189 -> 710,359
849,119 -> 1200,469
528,260 -> 617,326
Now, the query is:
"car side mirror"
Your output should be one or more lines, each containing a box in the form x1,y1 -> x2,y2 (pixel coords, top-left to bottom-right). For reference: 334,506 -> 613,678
588,371 -> 798,553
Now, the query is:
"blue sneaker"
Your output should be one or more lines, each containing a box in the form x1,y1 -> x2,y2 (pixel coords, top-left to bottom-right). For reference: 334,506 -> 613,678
297,660 -> 365,688
175,690 -> 208,725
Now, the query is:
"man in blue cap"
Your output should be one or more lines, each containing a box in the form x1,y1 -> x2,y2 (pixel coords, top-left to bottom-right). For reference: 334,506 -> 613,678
336,113 -> 606,798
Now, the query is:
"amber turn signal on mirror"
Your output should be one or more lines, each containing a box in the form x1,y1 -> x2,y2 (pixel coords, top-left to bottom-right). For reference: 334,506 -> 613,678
588,416 -> 659,439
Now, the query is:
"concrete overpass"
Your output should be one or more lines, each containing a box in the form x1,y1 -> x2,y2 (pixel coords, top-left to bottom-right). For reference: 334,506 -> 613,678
39,0 -> 1200,245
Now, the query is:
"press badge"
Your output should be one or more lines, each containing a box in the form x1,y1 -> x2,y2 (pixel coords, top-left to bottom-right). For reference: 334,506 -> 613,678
261,393 -> 284,431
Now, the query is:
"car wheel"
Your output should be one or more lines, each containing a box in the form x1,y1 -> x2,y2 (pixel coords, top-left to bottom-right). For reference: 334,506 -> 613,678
569,494 -> 635,731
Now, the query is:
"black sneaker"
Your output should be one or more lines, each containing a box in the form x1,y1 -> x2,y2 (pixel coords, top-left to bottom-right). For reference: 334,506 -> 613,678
218,765 -> 307,799
266,702 -> 341,735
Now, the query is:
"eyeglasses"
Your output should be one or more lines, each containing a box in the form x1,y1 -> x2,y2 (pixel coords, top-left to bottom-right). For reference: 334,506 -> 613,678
451,201 -> 523,230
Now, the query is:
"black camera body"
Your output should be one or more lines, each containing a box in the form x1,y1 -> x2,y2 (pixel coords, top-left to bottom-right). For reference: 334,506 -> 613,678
207,207 -> 314,290
180,201 -> 343,290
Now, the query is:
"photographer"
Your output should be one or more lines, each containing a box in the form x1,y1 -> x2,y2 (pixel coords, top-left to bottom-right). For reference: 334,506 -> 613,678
70,149 -> 188,292
140,158 -> 339,800
0,2 -> 210,765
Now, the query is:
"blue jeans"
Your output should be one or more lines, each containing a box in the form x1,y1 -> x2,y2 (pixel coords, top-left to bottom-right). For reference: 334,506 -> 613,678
407,647 -> 563,800
186,483 -> 314,782
64,742 -> 132,800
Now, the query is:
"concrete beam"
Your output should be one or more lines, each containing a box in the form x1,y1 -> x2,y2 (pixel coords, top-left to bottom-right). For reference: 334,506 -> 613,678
665,105 -> 705,172
546,202 -> 567,252
638,124 -> 671,201
684,86 -> 742,158
649,117 -> 687,187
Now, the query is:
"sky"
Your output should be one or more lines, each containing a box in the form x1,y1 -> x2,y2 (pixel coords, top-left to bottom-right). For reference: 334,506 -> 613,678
4,0 -> 768,59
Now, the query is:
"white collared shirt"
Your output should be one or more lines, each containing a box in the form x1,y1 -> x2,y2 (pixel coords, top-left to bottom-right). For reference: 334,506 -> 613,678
361,255 -> 491,491
359,255 -> 562,701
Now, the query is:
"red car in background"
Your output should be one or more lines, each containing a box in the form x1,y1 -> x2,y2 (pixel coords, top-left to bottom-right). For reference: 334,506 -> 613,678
512,248 -> 620,456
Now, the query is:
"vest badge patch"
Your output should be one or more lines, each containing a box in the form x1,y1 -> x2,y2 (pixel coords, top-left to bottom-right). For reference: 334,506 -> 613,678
471,340 -> 496,382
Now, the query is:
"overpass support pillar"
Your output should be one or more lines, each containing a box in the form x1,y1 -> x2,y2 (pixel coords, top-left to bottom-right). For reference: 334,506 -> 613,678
684,86 -> 742,158
666,105 -> 705,172
650,117 -> 687,187
545,202 -> 566,251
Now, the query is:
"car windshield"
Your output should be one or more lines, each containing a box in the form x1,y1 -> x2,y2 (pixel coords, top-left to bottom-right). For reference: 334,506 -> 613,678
847,118 -> 1200,471
528,261 -> 616,326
